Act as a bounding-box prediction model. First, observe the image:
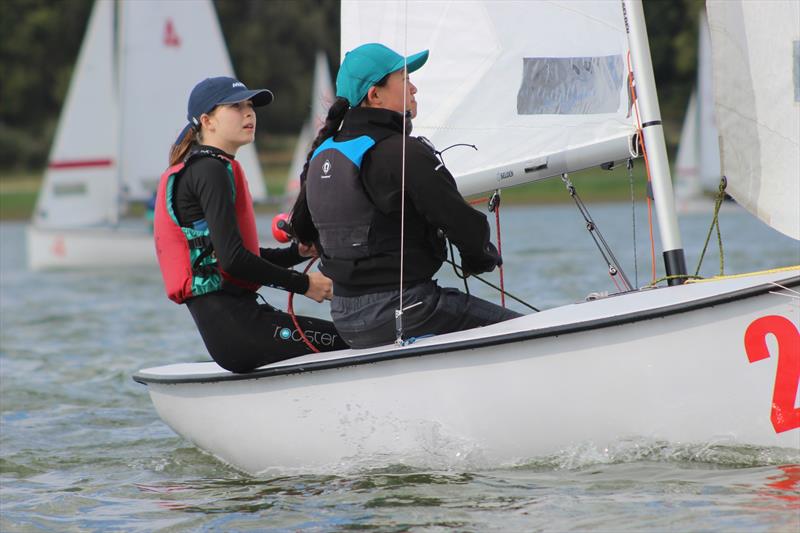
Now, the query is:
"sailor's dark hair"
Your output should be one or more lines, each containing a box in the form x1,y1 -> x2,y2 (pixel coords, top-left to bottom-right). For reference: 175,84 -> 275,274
296,72 -> 392,188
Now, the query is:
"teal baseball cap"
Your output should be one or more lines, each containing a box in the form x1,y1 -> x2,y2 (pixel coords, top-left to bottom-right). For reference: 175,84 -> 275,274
336,43 -> 429,107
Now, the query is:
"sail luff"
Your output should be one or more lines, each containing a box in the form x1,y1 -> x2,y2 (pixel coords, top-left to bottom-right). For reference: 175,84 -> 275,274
623,0 -> 687,282
696,11 -> 722,191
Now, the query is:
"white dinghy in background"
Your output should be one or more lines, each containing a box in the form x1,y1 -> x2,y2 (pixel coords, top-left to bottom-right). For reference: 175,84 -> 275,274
135,0 -> 800,475
28,0 -> 267,271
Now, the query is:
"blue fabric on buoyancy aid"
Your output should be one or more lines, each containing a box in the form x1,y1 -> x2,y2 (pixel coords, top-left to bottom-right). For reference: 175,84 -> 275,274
305,132 -> 434,265
305,135 -> 376,259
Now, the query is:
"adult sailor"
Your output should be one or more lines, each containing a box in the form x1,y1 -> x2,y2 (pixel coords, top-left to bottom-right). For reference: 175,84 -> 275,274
291,44 -> 522,348
154,76 -> 347,373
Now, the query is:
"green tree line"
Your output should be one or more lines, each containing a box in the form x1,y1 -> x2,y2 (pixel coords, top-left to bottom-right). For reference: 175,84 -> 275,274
0,0 -> 703,173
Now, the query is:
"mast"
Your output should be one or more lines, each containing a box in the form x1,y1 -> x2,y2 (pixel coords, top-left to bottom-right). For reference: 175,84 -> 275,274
112,0 -> 124,226
622,0 -> 688,284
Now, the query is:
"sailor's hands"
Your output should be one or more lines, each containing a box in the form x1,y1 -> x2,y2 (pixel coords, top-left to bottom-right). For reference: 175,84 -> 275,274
298,243 -> 319,258
304,271 -> 333,302
461,242 -> 502,276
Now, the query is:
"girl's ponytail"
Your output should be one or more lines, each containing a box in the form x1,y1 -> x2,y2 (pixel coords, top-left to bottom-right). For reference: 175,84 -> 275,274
168,127 -> 198,167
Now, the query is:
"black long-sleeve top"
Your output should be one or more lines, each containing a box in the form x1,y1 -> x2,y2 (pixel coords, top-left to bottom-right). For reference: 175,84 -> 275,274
173,146 -> 309,294
293,107 -> 499,294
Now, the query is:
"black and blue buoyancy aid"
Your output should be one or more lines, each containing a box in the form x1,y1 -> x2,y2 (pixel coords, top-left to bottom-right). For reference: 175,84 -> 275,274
305,135 -> 377,260
305,130 -> 435,267
302,108 -> 457,294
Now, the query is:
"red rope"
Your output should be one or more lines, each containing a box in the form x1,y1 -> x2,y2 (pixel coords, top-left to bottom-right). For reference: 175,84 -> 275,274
627,51 -> 657,284
469,194 -> 505,307
287,257 -> 320,353
494,202 -> 505,308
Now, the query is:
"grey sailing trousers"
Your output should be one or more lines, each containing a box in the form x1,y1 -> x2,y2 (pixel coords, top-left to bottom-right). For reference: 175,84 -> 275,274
330,280 -> 523,349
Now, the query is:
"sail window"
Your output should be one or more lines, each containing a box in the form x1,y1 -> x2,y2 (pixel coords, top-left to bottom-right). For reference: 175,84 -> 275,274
517,56 -> 624,115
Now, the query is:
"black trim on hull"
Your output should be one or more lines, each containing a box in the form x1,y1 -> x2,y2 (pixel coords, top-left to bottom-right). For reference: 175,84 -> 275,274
133,275 -> 800,385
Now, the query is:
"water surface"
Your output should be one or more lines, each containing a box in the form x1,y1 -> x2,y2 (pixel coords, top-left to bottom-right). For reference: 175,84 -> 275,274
2,203 -> 798,531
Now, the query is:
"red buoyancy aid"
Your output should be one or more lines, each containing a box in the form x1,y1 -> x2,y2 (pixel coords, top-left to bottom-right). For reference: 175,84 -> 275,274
154,153 -> 260,304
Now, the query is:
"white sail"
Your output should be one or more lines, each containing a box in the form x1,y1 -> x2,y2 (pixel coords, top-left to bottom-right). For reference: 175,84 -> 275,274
118,0 -> 267,203
34,0 -> 118,228
706,0 -> 800,240
341,0 -> 638,196
284,52 -> 335,211
696,11 -> 721,192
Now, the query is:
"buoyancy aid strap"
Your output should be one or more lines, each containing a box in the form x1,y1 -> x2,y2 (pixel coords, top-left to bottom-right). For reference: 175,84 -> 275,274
181,224 -> 221,296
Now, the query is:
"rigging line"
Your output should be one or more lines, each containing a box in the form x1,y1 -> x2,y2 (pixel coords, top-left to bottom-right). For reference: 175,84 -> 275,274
694,176 -> 727,277
443,258 -> 539,312
287,257 -> 321,353
448,240 -> 470,294
436,143 -> 477,168
489,190 -> 506,308
561,174 -> 633,291
627,51 -> 657,283
628,158 -> 639,288
395,0 -> 409,345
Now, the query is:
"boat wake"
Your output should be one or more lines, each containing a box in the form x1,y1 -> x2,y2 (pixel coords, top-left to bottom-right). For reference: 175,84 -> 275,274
244,434 -> 800,478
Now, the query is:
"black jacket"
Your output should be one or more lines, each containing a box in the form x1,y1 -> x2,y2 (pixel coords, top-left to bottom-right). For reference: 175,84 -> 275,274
293,107 -> 499,295
174,146 -> 309,294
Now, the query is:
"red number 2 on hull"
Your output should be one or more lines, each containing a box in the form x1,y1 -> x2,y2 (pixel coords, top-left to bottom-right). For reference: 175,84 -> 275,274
745,315 -> 800,433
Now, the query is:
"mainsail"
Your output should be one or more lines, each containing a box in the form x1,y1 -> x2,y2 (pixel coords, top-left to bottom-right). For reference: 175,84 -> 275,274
35,0 -> 267,231
341,0 -> 639,196
706,0 -> 800,240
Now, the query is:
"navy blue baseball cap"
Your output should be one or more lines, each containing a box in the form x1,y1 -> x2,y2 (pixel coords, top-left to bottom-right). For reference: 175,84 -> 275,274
175,76 -> 274,144
336,43 -> 429,107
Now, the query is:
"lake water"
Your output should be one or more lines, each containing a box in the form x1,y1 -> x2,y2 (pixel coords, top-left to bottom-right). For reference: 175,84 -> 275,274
2,202 -> 799,531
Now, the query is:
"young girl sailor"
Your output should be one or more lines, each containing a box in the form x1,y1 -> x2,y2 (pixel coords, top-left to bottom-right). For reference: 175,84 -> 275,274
154,76 -> 347,373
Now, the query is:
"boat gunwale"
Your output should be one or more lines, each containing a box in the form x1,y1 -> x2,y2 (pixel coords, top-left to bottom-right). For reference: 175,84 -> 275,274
132,274 -> 800,386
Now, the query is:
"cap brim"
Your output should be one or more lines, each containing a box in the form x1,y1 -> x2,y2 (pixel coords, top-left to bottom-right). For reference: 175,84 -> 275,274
404,50 -> 429,74
389,49 -> 429,75
218,88 -> 274,107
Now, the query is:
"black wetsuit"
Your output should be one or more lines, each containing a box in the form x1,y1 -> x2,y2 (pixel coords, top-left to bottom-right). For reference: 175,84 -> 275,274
174,146 -> 347,372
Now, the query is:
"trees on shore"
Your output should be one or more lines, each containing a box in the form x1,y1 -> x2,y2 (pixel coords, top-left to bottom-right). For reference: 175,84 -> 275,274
0,0 -> 701,173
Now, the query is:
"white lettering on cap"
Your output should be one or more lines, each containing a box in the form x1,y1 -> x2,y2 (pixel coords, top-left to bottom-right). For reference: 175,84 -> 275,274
232,82 -> 245,88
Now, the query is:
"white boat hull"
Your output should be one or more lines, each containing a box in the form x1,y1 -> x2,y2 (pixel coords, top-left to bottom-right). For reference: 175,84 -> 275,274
135,269 -> 800,475
27,224 -> 156,270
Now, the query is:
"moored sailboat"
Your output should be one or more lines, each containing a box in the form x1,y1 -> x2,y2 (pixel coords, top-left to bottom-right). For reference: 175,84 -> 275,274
28,0 -> 267,270
134,0 -> 800,475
